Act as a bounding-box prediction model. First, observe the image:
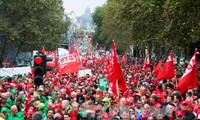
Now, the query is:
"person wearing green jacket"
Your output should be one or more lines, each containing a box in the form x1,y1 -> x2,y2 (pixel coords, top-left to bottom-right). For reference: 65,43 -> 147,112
102,97 -> 110,113
6,89 -> 17,108
7,105 -> 24,120
1,107 -> 10,120
37,102 -> 48,118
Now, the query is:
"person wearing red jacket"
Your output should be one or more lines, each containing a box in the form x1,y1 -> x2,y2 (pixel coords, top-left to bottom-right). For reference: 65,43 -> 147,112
68,102 -> 79,120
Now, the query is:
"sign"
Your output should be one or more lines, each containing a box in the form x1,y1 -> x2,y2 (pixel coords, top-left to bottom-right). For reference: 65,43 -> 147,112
78,69 -> 92,77
57,48 -> 69,59
98,78 -> 109,90
0,66 -> 31,76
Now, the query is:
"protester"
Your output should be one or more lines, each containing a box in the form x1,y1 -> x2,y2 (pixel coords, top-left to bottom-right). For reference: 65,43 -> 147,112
0,47 -> 199,120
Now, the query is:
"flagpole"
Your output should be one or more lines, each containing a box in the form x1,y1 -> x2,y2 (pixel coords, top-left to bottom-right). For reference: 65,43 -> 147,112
116,79 -> 119,98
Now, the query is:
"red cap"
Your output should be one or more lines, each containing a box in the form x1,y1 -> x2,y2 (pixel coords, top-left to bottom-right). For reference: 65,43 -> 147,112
29,107 -> 34,110
17,84 -> 23,90
176,111 -> 183,117
154,103 -> 162,108
56,103 -> 62,109
27,109 -> 34,114
52,104 -> 57,109
187,101 -> 194,108
181,101 -> 188,105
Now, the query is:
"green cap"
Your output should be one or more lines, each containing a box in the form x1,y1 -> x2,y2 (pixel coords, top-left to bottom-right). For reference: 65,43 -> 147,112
102,97 -> 110,102
11,89 -> 17,94
37,88 -> 43,91
37,103 -> 45,110
51,91 -> 57,96
16,112 -> 24,120
173,91 -> 179,95
1,107 -> 8,112
6,98 -> 13,107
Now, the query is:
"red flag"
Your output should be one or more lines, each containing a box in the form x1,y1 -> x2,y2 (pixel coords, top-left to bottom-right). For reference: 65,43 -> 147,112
156,51 -> 175,81
142,56 -> 150,71
24,84 -> 31,114
58,50 -> 82,75
46,50 -> 57,67
177,50 -> 198,95
121,53 -> 127,63
153,59 -> 163,76
109,41 -> 126,94
134,57 -> 140,74
41,47 -> 46,54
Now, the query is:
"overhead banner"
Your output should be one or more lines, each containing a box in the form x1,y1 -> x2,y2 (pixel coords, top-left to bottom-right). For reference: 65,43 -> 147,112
0,66 -> 31,76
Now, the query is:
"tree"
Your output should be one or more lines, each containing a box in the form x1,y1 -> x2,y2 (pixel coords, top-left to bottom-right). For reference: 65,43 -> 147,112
0,0 -> 70,67
92,0 -> 200,60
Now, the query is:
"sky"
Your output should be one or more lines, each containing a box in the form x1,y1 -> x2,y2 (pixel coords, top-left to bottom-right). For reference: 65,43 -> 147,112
63,0 -> 107,16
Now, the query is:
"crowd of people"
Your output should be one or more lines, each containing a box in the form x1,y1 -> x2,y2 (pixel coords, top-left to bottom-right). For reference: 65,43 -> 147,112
0,60 -> 200,120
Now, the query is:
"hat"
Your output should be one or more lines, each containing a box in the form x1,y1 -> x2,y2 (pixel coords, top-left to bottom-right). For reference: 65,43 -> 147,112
17,84 -> 23,90
1,107 -> 8,112
27,109 -> 34,114
51,104 -> 57,109
37,88 -> 43,91
51,91 -> 57,96
176,111 -> 183,117
102,97 -> 110,102
181,101 -> 188,106
173,91 -> 179,95
56,103 -> 62,109
187,102 -> 194,108
28,106 -> 34,110
37,103 -> 45,110
154,103 -> 162,108
16,112 -> 24,120
11,89 -> 17,94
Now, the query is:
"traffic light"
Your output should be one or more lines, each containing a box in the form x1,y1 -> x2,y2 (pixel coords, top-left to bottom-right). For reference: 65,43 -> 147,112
45,56 -> 53,74
34,53 -> 53,86
34,54 -> 45,86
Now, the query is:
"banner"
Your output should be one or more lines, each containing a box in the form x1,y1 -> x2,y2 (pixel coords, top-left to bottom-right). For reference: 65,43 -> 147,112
98,78 -> 109,90
57,48 -> 69,59
46,50 -> 57,67
0,66 -> 31,76
58,51 -> 82,75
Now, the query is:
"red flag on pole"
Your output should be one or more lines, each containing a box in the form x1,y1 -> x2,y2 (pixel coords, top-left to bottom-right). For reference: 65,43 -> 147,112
153,59 -> 163,76
41,47 -> 46,54
109,40 -> 126,94
156,51 -> 175,81
121,53 -> 127,64
142,55 -> 150,71
177,50 -> 198,95
24,84 -> 31,114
